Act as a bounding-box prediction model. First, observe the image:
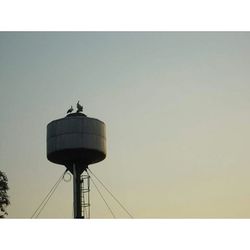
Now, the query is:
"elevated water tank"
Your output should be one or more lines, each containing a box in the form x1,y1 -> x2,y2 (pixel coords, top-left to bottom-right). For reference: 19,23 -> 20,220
47,113 -> 106,173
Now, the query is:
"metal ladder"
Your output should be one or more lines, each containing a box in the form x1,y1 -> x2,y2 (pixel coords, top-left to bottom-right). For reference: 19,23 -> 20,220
80,173 -> 90,218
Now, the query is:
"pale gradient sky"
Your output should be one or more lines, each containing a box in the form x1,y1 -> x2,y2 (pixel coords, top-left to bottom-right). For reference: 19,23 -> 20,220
1,32 -> 250,218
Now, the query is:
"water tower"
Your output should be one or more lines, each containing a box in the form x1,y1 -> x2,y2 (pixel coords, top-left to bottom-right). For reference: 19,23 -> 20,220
46,102 -> 106,218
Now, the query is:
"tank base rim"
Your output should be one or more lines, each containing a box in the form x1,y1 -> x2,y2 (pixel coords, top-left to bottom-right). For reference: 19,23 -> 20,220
47,148 -> 106,167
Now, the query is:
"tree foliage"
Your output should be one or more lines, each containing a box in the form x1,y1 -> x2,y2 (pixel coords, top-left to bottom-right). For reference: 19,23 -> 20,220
0,171 -> 10,218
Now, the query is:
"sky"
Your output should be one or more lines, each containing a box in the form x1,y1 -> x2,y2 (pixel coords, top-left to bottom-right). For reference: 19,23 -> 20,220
1,32 -> 250,218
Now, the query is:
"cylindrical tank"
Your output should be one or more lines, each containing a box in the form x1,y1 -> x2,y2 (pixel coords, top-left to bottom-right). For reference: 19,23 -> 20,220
47,113 -> 106,172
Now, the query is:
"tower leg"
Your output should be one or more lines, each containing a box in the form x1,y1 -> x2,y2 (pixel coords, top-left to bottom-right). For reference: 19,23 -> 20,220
73,164 -> 84,219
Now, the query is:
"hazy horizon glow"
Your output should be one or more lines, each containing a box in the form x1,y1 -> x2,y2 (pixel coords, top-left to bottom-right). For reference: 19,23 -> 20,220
1,32 -> 250,218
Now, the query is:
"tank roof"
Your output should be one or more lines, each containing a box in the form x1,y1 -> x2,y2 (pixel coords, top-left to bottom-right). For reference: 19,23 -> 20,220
66,112 -> 87,118
47,114 -> 105,126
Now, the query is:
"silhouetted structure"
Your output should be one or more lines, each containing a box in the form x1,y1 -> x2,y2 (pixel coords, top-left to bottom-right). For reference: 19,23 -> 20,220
46,106 -> 106,218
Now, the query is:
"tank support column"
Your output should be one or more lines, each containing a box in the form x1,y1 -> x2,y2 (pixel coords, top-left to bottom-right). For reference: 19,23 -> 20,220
73,163 -> 84,218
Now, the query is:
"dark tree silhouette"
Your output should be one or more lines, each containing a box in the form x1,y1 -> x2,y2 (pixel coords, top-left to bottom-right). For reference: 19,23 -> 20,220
0,171 -> 10,218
